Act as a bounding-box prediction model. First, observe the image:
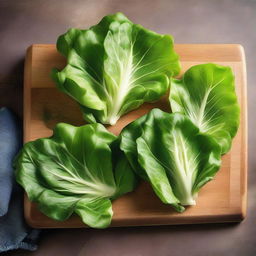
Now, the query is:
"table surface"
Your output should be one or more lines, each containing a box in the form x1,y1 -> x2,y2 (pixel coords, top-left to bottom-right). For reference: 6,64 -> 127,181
1,0 -> 255,255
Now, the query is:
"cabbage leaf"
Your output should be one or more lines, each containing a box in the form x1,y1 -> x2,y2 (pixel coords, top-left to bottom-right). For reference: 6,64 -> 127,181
52,13 -> 180,125
15,123 -> 137,228
120,109 -> 221,211
170,63 -> 240,154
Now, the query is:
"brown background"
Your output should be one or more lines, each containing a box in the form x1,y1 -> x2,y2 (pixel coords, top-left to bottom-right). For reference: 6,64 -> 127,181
1,0 -> 255,255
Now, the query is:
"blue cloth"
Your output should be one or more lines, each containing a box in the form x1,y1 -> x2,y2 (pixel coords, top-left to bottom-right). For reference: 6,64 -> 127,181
0,108 -> 39,252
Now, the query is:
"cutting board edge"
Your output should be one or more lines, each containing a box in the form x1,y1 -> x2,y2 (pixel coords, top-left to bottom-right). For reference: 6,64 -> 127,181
24,192 -> 245,229
240,44 -> 248,221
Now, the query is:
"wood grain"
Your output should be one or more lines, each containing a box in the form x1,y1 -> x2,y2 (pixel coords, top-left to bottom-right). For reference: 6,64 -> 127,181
23,44 -> 247,228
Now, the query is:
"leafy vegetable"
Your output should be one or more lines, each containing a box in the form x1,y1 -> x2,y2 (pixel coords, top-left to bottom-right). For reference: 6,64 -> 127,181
170,63 -> 240,154
120,109 -> 221,211
52,12 -> 181,125
14,123 -> 137,228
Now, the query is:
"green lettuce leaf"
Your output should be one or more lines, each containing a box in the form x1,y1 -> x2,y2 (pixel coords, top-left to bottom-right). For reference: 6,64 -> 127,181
14,123 -> 137,228
170,63 -> 240,154
52,12 -> 180,125
120,109 -> 221,211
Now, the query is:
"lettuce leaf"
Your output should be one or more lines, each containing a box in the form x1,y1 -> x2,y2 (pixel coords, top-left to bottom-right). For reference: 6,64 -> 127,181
14,123 -> 137,228
52,12 -> 180,125
170,63 -> 240,154
120,109 -> 221,211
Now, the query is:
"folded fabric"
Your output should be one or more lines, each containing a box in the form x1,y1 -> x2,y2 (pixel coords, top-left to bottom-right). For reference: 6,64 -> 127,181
0,107 -> 40,252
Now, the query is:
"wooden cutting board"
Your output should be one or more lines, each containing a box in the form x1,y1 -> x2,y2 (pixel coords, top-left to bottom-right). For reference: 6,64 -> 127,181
23,44 -> 247,228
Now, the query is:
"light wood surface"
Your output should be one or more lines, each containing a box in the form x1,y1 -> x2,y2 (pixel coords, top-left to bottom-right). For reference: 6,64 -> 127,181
23,44 -> 247,228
